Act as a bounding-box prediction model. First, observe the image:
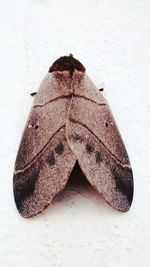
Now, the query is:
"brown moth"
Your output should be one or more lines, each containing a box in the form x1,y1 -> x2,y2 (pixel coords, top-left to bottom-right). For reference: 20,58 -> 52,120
13,55 -> 134,217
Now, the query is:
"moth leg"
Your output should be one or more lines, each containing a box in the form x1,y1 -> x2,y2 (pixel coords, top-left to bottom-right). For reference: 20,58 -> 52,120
30,92 -> 37,97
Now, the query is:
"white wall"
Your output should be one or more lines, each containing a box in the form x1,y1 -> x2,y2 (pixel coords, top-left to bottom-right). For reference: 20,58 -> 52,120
0,0 -> 150,266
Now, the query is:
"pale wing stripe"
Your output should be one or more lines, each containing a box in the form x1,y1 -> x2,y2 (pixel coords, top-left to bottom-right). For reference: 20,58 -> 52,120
14,125 -> 65,174
70,119 -> 130,168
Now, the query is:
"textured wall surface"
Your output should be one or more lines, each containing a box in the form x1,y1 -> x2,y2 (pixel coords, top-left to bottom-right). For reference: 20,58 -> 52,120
0,0 -> 150,266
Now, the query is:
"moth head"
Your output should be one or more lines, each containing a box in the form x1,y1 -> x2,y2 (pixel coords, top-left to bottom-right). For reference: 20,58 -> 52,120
49,54 -> 86,76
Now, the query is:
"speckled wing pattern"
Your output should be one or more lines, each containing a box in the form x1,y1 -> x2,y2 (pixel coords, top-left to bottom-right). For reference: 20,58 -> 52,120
13,55 -> 133,217
13,73 -> 76,217
67,74 -> 133,212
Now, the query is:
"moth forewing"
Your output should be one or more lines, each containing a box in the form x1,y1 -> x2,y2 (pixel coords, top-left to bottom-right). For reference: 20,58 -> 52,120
13,55 -> 133,217
67,72 -> 133,212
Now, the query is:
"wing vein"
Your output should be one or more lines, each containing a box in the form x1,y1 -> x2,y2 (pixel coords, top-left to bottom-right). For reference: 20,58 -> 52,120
33,95 -> 71,108
73,94 -> 106,106
33,94 -> 106,108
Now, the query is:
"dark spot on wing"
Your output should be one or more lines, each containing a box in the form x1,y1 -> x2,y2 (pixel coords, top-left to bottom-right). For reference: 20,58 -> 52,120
47,151 -> 56,165
86,143 -> 94,153
14,169 -> 39,212
112,168 -> 133,205
95,152 -> 102,163
55,142 -> 64,155
34,124 -> 39,129
72,133 -> 83,142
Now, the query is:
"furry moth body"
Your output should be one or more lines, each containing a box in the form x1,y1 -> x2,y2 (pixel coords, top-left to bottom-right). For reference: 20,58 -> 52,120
13,55 -> 133,217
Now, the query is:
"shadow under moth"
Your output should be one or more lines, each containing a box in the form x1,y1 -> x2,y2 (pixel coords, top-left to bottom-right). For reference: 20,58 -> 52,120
13,55 -> 134,218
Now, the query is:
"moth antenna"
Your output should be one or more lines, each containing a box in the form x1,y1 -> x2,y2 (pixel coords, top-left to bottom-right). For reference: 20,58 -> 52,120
30,92 -> 37,97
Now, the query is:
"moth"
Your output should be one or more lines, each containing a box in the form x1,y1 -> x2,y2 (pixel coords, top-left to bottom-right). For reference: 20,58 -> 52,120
13,55 -> 134,217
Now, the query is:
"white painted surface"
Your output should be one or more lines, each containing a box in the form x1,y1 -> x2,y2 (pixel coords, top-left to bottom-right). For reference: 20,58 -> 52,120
0,0 -> 150,266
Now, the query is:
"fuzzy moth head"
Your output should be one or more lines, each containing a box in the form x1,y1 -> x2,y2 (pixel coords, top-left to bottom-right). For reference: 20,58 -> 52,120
49,54 -> 86,77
